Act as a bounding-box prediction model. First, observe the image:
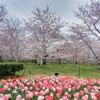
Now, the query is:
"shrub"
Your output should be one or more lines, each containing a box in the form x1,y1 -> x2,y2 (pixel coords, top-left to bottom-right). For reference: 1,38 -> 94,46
0,63 -> 23,76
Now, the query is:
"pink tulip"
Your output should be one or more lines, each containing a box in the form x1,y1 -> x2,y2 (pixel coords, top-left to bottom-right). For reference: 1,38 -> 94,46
21,98 -> 25,100
62,96 -> 68,100
24,86 -> 28,91
90,92 -> 95,96
65,93 -> 71,98
13,90 -> 17,94
94,90 -> 99,95
2,97 -> 9,100
4,94 -> 11,99
38,95 -> 45,100
79,90 -> 84,96
20,84 -> 24,89
84,88 -> 88,93
7,88 -> 11,91
91,95 -> 97,100
52,87 -> 56,91
74,92 -> 79,98
74,97 -> 78,100
35,87 -> 40,91
34,91 -> 39,96
25,92 -> 33,99
50,92 -> 53,96
87,85 -> 92,90
72,86 -> 75,90
3,85 -> 8,90
0,93 -> 4,98
16,95 -> 22,100
56,93 -> 61,98
40,90 -> 46,95
81,96 -> 88,100
45,88 -> 49,93
27,81 -> 33,86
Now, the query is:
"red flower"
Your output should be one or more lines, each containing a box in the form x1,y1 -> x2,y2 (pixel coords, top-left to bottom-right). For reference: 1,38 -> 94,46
58,89 -> 62,93
45,95 -> 53,100
0,88 -> 5,92
13,78 -> 17,83
97,94 -> 100,100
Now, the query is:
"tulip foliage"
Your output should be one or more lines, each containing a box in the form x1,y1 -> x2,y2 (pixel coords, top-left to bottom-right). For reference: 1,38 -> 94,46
0,76 -> 100,100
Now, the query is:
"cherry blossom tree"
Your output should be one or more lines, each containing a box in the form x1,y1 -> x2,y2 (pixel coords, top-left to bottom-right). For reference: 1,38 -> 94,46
25,6 -> 65,65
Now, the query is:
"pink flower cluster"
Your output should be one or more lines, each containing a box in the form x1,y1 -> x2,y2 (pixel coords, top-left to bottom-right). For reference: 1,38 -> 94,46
0,76 -> 100,100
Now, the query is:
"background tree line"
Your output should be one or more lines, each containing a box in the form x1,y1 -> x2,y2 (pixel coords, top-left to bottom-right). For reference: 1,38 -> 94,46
0,0 -> 100,65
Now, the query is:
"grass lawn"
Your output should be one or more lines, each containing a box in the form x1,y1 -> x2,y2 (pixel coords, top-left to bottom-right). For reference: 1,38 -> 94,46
14,62 -> 100,79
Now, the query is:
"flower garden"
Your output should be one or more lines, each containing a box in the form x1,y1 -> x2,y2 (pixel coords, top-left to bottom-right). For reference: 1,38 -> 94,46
0,76 -> 100,100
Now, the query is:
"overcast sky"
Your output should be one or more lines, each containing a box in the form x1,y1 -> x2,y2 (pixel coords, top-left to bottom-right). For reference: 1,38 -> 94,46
1,0 -> 91,24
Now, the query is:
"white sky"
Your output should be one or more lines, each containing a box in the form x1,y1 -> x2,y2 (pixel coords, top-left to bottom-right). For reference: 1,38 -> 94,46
1,0 -> 91,24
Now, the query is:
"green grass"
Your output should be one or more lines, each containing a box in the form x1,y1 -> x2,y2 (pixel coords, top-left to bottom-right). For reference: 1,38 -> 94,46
14,62 -> 100,79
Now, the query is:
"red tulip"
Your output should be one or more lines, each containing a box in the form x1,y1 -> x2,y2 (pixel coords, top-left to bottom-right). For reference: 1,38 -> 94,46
97,94 -> 100,100
0,88 -> 5,92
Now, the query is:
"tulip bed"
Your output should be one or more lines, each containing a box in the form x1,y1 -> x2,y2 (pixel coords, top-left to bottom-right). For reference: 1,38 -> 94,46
0,76 -> 100,100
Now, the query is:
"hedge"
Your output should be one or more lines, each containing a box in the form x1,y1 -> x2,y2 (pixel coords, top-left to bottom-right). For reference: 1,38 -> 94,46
0,63 -> 23,76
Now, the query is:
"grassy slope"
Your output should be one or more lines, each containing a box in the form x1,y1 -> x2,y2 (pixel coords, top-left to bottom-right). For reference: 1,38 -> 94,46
16,62 -> 100,79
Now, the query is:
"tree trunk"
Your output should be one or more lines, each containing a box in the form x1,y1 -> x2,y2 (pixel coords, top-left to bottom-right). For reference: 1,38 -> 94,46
43,59 -> 46,65
40,47 -> 47,65
58,58 -> 61,64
